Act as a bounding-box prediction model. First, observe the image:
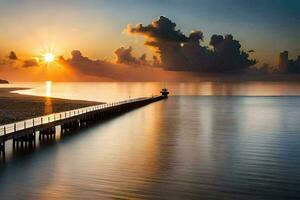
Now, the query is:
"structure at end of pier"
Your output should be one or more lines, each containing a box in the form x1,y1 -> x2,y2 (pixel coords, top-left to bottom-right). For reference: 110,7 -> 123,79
160,88 -> 169,98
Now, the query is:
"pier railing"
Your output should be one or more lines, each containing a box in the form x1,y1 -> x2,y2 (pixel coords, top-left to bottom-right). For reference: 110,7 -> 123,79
0,97 -> 155,136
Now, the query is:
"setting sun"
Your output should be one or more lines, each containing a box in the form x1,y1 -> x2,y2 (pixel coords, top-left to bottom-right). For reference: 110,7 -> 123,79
44,53 -> 55,63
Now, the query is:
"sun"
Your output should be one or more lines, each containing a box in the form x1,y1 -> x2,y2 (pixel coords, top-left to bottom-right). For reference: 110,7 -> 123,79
44,53 -> 55,63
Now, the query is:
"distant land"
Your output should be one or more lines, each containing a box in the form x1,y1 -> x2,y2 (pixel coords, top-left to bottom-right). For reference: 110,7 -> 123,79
0,79 -> 8,84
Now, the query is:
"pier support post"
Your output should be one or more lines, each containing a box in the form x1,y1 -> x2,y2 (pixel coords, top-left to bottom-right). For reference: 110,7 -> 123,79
13,132 -> 36,150
0,140 -> 5,157
39,127 -> 56,141
61,120 -> 80,135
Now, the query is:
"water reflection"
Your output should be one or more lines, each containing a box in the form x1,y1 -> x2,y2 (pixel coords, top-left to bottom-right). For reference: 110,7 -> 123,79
5,82 -> 300,103
45,81 -> 52,97
44,81 -> 53,114
0,83 -> 300,199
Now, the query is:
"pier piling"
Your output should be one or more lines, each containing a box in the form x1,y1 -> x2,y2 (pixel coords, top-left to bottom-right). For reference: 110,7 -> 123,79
0,140 -> 5,156
39,127 -> 56,140
13,132 -> 36,149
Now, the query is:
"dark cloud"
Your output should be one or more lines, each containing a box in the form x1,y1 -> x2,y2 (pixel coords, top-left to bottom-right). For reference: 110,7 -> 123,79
181,31 -> 212,71
65,50 -> 122,78
248,49 -> 255,53
6,51 -> 40,69
189,30 -> 204,42
127,16 -> 190,70
128,16 -> 188,44
208,34 -> 257,72
152,55 -> 160,66
66,50 -> 139,80
114,46 -> 164,67
210,34 -> 224,48
114,46 -> 144,65
70,50 -> 87,62
63,50 -> 197,81
8,51 -> 18,60
23,59 -> 38,67
5,51 -> 40,68
139,53 -> 147,63
128,16 -> 256,73
287,56 -> 300,73
246,63 -> 270,75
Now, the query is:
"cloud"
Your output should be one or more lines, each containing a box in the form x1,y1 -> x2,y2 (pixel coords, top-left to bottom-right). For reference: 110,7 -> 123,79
128,16 -> 189,44
6,51 -> 40,68
208,34 -> 257,72
8,51 -> 18,60
114,46 -> 163,67
127,16 -> 256,73
287,56 -> 300,73
189,30 -> 204,42
152,55 -> 160,66
139,53 -> 147,64
65,50 -> 138,80
246,63 -> 270,75
23,59 -> 38,67
63,50 -> 198,81
127,16 -> 190,70
114,46 -> 145,65
210,34 -> 224,47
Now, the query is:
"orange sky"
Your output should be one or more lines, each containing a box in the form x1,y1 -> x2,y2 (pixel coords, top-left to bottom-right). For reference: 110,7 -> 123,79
0,0 -> 299,81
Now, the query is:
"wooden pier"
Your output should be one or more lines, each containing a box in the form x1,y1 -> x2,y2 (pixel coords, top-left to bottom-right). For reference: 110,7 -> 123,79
0,93 -> 168,156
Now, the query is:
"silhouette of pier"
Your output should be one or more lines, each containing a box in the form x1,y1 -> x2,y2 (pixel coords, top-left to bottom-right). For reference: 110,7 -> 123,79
0,91 -> 168,157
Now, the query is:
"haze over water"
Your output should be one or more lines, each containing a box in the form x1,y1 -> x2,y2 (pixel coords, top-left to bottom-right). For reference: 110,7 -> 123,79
1,82 -> 300,199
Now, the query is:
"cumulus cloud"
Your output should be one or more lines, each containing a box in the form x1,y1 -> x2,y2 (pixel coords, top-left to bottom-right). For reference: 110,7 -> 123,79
189,30 -> 204,42
127,16 -> 190,70
62,50 -> 198,81
245,63 -> 270,75
114,46 -> 163,67
114,46 -> 147,65
128,16 -> 188,44
127,16 -> 256,72
210,34 -> 224,48
152,55 -> 160,66
139,53 -> 147,64
287,56 -> 300,73
65,50 -> 139,80
23,59 -> 38,67
6,51 -> 41,68
8,51 -> 18,60
209,34 -> 257,72
115,46 -> 137,64
181,31 -> 212,71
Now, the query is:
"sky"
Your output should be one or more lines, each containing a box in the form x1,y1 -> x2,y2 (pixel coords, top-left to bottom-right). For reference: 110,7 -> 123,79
0,0 -> 299,81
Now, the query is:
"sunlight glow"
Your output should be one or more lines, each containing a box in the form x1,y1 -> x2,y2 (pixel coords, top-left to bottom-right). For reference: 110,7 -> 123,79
44,53 -> 55,63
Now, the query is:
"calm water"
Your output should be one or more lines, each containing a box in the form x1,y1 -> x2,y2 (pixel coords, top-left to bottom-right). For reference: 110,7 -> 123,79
1,82 -> 300,199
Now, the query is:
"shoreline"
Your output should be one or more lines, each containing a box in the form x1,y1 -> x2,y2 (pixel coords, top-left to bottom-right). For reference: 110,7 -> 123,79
0,88 -> 102,125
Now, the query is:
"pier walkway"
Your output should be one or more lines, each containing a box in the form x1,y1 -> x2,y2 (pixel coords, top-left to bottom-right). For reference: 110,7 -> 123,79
0,93 -> 168,156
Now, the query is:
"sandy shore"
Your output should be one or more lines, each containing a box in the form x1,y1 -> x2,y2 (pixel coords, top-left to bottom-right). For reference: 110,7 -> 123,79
0,88 -> 101,125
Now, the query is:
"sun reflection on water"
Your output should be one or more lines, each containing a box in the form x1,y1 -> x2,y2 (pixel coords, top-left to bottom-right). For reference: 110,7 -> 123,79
44,81 -> 53,114
45,81 -> 52,97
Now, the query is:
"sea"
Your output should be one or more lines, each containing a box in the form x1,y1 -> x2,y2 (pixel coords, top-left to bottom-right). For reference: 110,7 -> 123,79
0,82 -> 300,199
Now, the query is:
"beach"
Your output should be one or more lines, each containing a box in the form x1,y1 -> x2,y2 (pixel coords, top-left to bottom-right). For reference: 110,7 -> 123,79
0,88 -> 101,125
